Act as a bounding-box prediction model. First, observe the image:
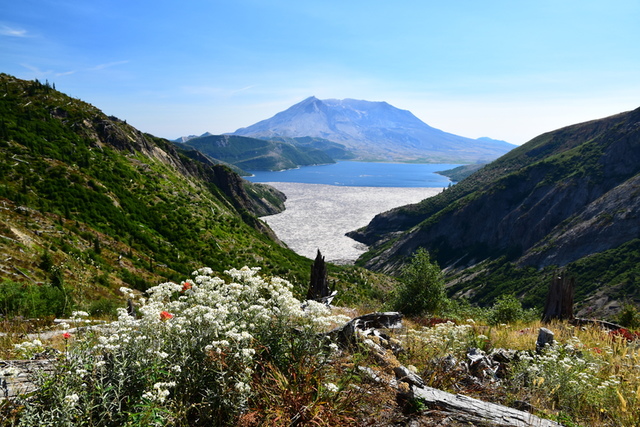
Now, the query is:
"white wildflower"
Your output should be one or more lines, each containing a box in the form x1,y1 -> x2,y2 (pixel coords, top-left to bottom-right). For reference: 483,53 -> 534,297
64,393 -> 80,406
324,382 -> 339,393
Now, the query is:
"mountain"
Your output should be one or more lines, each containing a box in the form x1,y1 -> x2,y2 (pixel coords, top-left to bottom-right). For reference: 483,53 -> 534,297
349,107 -> 640,316
174,132 -> 214,143
0,74 -> 321,315
180,134 -> 335,172
232,96 -> 516,163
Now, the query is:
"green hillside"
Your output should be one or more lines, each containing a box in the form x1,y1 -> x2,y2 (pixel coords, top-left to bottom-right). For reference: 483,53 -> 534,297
182,134 -> 335,172
0,74 -> 386,317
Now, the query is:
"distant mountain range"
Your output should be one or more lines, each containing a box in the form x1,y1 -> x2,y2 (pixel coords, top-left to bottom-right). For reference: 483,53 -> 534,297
229,96 -> 516,163
349,107 -> 640,317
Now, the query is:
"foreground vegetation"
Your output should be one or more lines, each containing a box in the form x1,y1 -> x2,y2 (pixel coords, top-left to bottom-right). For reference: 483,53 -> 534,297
2,259 -> 639,426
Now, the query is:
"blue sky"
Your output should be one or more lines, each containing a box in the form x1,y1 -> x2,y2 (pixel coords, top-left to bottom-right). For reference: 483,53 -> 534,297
2,0 -> 639,145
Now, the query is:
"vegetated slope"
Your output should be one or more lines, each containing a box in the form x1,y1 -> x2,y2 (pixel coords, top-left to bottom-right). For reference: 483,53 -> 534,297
436,163 -> 485,182
0,74 -> 322,309
181,133 -> 334,172
349,107 -> 640,315
232,96 -> 516,163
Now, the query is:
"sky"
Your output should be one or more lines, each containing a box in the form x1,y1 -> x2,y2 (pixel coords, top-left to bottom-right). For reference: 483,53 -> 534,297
1,0 -> 639,146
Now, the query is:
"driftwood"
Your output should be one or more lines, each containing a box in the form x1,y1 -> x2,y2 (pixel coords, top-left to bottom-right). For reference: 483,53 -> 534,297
570,317 -> 623,331
1,359 -> 54,400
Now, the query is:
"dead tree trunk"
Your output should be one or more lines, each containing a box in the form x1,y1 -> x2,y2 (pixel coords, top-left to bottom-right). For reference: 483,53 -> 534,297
542,272 -> 575,323
307,249 -> 330,301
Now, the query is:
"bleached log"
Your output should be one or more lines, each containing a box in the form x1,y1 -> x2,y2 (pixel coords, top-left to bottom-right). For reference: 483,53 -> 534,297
413,386 -> 562,427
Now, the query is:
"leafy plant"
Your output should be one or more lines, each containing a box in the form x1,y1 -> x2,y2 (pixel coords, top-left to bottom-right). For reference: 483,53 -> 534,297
488,294 -> 525,325
0,280 -> 71,318
393,248 -> 447,316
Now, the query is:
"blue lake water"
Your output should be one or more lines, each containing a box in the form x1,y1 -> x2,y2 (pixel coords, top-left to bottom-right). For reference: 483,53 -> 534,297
244,161 -> 462,188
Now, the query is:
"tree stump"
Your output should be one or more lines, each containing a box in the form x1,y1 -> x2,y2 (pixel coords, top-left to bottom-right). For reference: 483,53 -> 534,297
542,272 -> 575,322
307,249 -> 330,301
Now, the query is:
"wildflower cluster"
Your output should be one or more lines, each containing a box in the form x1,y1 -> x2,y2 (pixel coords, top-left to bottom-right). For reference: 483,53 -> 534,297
401,321 -> 475,360
18,266 -> 350,426
510,335 -> 640,421
13,339 -> 44,358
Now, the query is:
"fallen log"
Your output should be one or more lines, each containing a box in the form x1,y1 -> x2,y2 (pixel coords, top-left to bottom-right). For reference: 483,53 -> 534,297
413,386 -> 562,427
570,317 -> 622,331
1,359 -> 55,400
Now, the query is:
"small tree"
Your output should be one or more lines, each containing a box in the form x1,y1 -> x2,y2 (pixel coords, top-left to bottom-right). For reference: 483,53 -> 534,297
393,248 -> 447,316
489,294 -> 524,325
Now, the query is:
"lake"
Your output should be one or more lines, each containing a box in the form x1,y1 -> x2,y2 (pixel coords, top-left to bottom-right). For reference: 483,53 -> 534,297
245,161 -> 461,187
246,161 -> 457,263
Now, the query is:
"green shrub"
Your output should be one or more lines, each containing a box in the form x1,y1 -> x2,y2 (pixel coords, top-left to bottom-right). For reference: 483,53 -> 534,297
617,302 -> 640,329
393,248 -> 447,316
0,280 -> 71,318
87,297 -> 118,318
488,294 -> 538,325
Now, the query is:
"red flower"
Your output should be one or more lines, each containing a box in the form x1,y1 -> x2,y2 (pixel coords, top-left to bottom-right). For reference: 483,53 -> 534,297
160,311 -> 173,321
609,328 -> 640,342
181,281 -> 192,292
62,332 -> 71,339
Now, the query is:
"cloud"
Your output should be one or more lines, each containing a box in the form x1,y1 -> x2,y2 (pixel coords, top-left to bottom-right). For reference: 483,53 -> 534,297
87,60 -> 129,71
21,63 -> 76,78
0,25 -> 28,37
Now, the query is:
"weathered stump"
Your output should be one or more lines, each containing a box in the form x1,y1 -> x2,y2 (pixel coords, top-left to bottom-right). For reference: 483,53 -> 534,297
307,249 -> 330,301
542,272 -> 575,322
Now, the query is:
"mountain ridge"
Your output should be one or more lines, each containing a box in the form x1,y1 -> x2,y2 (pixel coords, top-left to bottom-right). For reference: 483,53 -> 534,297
349,107 -> 640,315
231,97 -> 516,163
180,133 -> 335,172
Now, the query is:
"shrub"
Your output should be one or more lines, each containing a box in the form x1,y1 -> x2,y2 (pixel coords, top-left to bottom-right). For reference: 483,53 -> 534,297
488,294 -> 525,325
616,303 -> 640,329
0,280 -> 71,318
87,297 -> 118,318
393,248 -> 447,317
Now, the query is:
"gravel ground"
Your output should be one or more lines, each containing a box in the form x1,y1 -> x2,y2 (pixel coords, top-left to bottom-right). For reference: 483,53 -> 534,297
259,183 -> 442,264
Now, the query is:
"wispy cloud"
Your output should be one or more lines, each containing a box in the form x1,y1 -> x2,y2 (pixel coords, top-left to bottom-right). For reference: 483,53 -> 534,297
20,63 -> 52,76
21,63 -> 76,78
87,60 -> 129,71
0,24 -> 28,37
